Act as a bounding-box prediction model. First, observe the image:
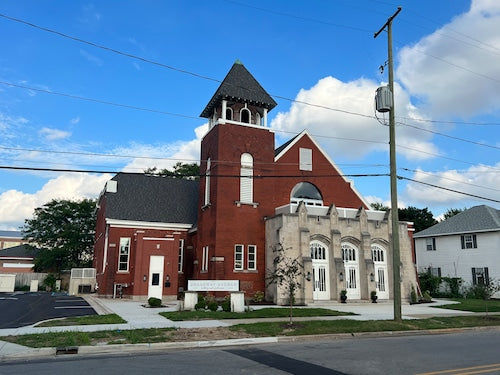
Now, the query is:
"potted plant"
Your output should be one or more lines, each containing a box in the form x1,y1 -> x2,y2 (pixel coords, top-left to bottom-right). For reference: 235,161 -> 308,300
370,290 -> 378,303
340,290 -> 347,303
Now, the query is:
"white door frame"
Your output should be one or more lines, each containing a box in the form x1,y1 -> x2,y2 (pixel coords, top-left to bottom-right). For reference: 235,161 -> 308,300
311,240 -> 329,300
342,243 -> 360,300
148,255 -> 164,300
372,244 -> 389,299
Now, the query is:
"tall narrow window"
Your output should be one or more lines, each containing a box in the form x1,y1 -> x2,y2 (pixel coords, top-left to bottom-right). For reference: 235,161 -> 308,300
204,158 -> 211,206
255,112 -> 261,126
299,148 -> 312,171
426,238 -> 436,251
201,246 -> 209,272
240,153 -> 253,203
234,244 -> 244,270
178,239 -> 184,273
461,234 -> 477,249
226,108 -> 233,121
240,108 -> 250,123
248,245 -> 257,270
472,267 -> 489,285
118,238 -> 130,272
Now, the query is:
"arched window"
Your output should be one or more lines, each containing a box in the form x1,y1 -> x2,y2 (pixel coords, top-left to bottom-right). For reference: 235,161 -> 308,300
240,108 -> 250,123
240,153 -> 253,203
371,244 -> 385,263
342,243 -> 357,262
290,182 -> 323,206
255,112 -> 261,126
226,108 -> 233,121
310,241 -> 326,260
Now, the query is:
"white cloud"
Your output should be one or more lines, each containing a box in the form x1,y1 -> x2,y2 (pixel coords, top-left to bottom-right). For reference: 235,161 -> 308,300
403,163 -> 500,207
39,127 -> 71,141
80,49 -> 103,66
270,76 -> 433,160
0,173 -> 112,230
397,0 -> 500,118
70,117 -> 80,125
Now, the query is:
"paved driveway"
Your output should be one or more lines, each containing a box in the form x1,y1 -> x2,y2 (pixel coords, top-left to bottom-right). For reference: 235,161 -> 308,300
0,292 -> 96,328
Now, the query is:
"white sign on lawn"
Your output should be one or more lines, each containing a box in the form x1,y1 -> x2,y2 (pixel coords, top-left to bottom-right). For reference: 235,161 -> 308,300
188,280 -> 239,292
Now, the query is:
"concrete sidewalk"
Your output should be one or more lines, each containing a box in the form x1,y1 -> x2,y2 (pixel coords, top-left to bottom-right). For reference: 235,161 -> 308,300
0,297 -> 477,360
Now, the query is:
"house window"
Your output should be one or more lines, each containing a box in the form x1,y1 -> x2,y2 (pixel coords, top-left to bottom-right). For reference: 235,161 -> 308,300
178,239 -> 184,273
240,153 -> 253,203
240,108 -> 250,123
299,148 -> 312,171
371,245 -> 385,262
248,245 -> 256,270
201,246 -> 209,272
428,267 -> 441,277
472,267 -> 489,285
234,244 -> 244,270
118,237 -> 130,272
342,244 -> 356,261
426,238 -> 436,251
461,234 -> 477,249
310,242 -> 326,260
204,158 -> 211,206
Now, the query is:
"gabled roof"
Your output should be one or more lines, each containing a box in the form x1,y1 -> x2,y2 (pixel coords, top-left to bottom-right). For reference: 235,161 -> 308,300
104,173 -> 199,225
414,205 -> 500,238
200,61 -> 277,118
0,244 -> 38,258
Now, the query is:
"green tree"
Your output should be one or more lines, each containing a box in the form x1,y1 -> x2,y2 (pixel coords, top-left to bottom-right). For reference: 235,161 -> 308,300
442,207 -> 466,220
267,243 -> 304,326
398,206 -> 437,233
22,198 -> 96,275
370,202 -> 389,211
145,162 -> 200,179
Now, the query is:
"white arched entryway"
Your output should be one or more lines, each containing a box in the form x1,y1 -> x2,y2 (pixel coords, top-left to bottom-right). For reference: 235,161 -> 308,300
372,244 -> 389,300
310,240 -> 330,300
342,243 -> 360,300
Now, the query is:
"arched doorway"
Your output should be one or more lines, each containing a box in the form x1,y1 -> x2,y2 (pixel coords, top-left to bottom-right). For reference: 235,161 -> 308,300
372,244 -> 389,299
342,243 -> 360,300
310,240 -> 329,300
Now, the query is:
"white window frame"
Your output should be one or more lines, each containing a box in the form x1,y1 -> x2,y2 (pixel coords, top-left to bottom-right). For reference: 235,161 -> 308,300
299,148 -> 312,171
240,153 -> 253,203
178,239 -> 184,273
204,158 -> 211,206
247,245 -> 257,270
426,238 -> 436,251
234,244 -> 244,271
118,237 -> 131,272
201,246 -> 209,272
461,234 -> 477,249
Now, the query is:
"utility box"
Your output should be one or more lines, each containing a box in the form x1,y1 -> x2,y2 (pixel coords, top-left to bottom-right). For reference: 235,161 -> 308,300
375,86 -> 393,113
0,274 -> 16,292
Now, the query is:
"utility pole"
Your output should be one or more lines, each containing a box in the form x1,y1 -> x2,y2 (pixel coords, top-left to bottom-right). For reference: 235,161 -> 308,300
374,7 -> 402,322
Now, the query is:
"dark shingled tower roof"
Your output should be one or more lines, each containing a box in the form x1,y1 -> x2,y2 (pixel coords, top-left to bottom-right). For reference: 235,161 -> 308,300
200,60 -> 277,118
104,173 -> 199,225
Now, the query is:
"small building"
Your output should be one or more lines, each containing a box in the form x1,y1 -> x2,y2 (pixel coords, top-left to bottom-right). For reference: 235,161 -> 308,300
0,244 -> 38,273
0,230 -> 27,250
414,205 -> 500,286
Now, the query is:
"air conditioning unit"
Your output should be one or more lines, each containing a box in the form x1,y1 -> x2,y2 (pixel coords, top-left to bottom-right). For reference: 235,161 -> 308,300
375,86 -> 392,113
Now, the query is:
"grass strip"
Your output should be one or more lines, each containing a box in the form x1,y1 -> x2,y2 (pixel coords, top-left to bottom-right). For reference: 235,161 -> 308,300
35,314 -> 126,327
434,299 -> 500,313
161,307 -> 354,321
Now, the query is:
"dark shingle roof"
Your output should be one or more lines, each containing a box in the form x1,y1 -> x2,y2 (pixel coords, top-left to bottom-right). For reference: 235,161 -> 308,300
200,61 -> 277,118
104,173 -> 199,225
0,244 -> 38,258
414,205 -> 500,238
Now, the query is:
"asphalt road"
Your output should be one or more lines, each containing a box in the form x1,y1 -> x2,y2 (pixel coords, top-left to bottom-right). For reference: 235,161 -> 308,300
0,292 -> 96,328
1,330 -> 500,374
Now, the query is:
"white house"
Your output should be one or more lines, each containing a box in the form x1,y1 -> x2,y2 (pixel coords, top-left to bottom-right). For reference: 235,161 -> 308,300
414,205 -> 500,287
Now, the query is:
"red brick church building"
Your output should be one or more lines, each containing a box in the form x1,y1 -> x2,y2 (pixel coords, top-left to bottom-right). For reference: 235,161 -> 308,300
93,61 -> 417,304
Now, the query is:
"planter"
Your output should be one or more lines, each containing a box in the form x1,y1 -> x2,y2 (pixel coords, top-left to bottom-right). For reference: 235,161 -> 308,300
340,295 -> 347,303
371,295 -> 378,303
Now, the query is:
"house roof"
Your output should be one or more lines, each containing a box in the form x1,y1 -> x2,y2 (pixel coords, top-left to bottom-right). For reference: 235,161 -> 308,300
0,244 -> 38,258
200,61 -> 277,118
104,173 -> 199,225
414,205 -> 500,238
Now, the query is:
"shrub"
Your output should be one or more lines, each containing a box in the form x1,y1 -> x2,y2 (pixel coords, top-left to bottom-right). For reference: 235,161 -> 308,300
410,285 -> 418,304
148,297 -> 162,307
195,294 -> 207,310
422,290 -> 432,302
221,295 -> 231,312
207,301 -> 219,312
418,272 -> 440,296
252,291 -> 265,303
43,273 -> 57,291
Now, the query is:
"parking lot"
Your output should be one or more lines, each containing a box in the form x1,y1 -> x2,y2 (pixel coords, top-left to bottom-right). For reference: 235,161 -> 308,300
0,292 -> 96,328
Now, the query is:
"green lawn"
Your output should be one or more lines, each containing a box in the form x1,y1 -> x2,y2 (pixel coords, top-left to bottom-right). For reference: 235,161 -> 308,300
160,307 -> 354,321
435,299 -> 500,313
35,314 -> 126,327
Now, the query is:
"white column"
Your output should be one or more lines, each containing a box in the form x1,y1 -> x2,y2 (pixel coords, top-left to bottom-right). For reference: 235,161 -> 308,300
222,100 -> 227,121
263,108 -> 268,127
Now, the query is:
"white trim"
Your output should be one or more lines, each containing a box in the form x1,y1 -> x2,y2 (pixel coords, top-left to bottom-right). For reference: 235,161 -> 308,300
106,218 -> 192,230
3,263 -> 34,268
414,228 -> 500,238
274,130 -> 371,208
143,237 -> 175,241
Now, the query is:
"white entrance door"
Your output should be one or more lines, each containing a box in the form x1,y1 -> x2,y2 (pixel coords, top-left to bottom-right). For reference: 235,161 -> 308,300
311,241 -> 329,300
342,243 -> 360,300
148,255 -> 164,300
375,266 -> 389,299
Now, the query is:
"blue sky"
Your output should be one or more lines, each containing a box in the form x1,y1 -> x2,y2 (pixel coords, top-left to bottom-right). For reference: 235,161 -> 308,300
0,0 -> 499,230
